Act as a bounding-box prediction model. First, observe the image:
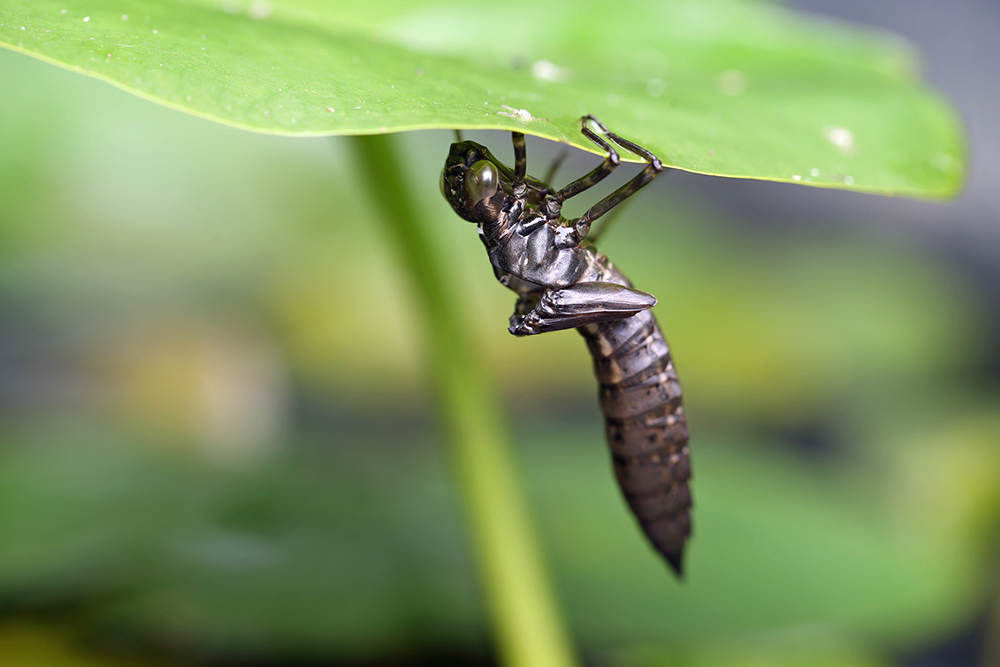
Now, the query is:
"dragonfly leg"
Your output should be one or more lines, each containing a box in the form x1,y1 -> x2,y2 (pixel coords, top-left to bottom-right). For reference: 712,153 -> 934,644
587,197 -> 632,245
555,117 -> 621,202
512,132 -> 527,182
546,116 -> 666,244
576,121 -> 665,230
509,282 -> 656,336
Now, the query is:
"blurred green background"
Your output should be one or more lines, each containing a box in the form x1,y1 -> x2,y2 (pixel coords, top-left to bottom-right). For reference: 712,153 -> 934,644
2,1 -> 999,664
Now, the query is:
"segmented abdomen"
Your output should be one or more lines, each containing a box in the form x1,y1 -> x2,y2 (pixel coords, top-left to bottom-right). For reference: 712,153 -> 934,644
580,309 -> 692,575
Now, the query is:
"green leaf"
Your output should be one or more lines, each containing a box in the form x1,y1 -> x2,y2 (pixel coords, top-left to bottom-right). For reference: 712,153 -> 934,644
0,0 -> 963,197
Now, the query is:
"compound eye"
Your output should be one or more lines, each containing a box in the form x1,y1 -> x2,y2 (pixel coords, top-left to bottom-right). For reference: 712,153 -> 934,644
466,160 -> 499,203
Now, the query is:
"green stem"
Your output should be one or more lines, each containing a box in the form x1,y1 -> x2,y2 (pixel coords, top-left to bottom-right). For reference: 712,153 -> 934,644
348,133 -> 577,667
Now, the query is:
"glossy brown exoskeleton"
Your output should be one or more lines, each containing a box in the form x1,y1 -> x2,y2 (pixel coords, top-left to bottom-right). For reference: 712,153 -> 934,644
441,116 -> 692,576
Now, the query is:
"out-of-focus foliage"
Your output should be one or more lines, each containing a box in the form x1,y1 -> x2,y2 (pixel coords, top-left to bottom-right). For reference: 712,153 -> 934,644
0,31 -> 995,667
0,623 -> 163,666
0,0 -> 963,196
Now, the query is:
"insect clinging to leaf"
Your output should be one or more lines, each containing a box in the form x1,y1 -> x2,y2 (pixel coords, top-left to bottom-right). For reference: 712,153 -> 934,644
441,116 -> 692,575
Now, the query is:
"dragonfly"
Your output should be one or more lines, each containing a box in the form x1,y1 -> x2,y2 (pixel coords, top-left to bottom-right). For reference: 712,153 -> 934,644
440,116 -> 691,576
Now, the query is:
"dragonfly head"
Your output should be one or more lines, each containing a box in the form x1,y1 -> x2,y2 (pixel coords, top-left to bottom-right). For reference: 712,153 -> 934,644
441,140 -> 513,223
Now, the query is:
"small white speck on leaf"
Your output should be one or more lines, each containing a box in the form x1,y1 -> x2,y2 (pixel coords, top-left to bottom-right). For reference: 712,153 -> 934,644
792,174 -> 801,181
327,107 -> 335,112
121,14 -> 128,20
152,29 -> 158,34
249,0 -> 272,19
83,16 -> 90,22
60,9 -> 67,14
823,126 -> 855,156
498,105 -> 537,121
810,168 -> 820,177
932,153 -> 954,171
532,60 -> 570,83
844,176 -> 854,185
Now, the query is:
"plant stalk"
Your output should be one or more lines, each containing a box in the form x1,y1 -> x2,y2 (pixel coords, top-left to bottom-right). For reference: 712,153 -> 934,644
348,133 -> 577,667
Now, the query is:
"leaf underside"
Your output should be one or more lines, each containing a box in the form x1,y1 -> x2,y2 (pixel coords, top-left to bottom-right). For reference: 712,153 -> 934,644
0,0 -> 965,198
